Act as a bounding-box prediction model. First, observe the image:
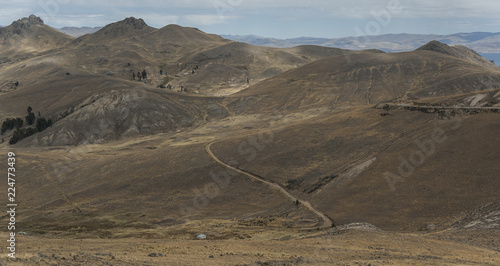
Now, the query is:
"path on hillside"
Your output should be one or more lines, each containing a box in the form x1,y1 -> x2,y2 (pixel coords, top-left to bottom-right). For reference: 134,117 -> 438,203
395,104 -> 500,111
205,141 -> 334,229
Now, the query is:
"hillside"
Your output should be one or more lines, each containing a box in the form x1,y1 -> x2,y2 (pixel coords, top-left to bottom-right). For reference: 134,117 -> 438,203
0,16 -> 376,145
67,19 -> 379,95
0,15 -> 73,60
210,100 -> 500,231
172,43 -> 378,95
230,41 -> 500,113
417,40 -> 499,69
0,17 -> 499,265
20,17 -> 366,96
0,69 -> 239,147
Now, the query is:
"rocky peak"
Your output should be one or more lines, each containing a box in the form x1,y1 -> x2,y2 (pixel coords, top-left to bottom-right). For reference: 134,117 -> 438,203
13,15 -> 44,28
120,17 -> 147,30
0,15 -> 45,36
93,17 -> 153,38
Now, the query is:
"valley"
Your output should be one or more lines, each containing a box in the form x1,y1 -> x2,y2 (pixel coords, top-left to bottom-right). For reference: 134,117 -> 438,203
0,15 -> 499,265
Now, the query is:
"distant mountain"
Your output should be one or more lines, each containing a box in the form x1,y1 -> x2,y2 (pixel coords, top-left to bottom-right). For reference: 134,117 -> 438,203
222,32 -> 500,53
58,26 -> 101,37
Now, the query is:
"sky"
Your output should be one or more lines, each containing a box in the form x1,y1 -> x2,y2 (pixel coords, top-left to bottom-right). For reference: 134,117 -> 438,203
1,0 -> 500,39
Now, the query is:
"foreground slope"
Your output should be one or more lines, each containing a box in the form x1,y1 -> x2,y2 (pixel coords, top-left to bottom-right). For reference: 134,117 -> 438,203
2,226 -> 499,265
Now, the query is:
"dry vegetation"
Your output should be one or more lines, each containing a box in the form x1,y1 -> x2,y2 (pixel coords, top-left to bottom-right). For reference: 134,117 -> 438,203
0,15 -> 499,265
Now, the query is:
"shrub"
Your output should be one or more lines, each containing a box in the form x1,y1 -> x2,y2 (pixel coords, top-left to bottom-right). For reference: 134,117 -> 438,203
25,112 -> 35,125
9,127 -> 38,145
36,117 -> 51,132
1,118 -> 23,134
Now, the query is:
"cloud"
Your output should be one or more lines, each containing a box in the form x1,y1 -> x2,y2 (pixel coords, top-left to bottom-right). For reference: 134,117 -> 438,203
181,14 -> 239,26
1,0 -> 500,35
43,14 -> 108,27
277,17 -> 299,21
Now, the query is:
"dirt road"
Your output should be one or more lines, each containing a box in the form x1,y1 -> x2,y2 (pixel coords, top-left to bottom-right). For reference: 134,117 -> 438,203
205,141 -> 334,229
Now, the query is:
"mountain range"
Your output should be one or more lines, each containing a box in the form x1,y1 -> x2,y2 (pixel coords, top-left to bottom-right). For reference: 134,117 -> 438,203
58,26 -> 102,37
221,32 -> 500,53
0,15 -> 499,265
54,25 -> 500,63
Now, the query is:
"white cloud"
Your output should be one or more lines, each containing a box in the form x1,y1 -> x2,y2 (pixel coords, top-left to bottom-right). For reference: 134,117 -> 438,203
43,14 -> 107,27
1,0 -> 500,31
0,7 -> 35,25
181,14 -> 239,26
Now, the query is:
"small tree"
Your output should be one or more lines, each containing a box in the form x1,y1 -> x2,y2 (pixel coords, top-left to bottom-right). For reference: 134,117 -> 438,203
25,112 -> 35,126
14,118 -> 23,129
27,106 -> 32,113
137,71 -> 142,81
1,121 -> 8,134
133,72 -> 136,80
1,118 -> 20,134
142,70 -> 147,80
9,127 -> 37,145
36,117 -> 49,132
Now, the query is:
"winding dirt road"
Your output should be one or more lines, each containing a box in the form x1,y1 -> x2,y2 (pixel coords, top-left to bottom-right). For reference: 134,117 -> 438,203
205,141 -> 334,229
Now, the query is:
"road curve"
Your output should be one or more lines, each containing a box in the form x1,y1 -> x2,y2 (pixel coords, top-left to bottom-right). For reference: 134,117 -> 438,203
205,141 -> 334,229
